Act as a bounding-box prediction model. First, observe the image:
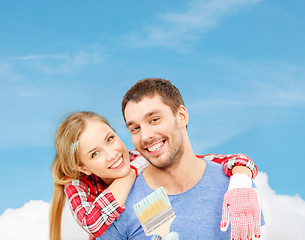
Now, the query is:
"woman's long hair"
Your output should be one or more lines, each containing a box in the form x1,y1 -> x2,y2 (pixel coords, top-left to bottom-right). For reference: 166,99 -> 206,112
49,111 -> 109,240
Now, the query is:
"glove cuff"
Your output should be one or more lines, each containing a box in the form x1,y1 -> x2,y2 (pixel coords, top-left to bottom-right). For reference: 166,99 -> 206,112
130,165 -> 139,177
130,155 -> 149,176
228,173 -> 252,190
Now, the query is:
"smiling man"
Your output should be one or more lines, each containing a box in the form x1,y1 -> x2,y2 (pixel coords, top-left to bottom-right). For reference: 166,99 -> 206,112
125,95 -> 185,171
97,78 -> 262,240
124,93 -> 204,194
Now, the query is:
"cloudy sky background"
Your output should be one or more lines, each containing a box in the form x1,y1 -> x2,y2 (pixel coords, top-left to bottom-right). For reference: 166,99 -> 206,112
0,0 -> 304,239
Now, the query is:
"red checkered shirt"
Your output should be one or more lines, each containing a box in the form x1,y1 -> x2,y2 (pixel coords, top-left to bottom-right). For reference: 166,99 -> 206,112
64,151 -> 257,239
197,153 -> 258,179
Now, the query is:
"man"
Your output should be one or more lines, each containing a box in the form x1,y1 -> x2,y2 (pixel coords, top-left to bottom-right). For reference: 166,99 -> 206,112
98,78 -> 262,239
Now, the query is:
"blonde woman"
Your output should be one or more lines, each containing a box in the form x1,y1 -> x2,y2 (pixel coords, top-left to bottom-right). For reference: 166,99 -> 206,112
50,111 -> 180,240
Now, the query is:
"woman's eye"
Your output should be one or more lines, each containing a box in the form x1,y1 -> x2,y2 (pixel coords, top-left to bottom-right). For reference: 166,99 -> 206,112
107,136 -> 114,142
92,151 -> 99,158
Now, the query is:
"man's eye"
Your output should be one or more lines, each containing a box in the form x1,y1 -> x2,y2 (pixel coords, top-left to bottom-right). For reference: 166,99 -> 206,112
151,118 -> 159,123
92,151 -> 99,158
131,126 -> 140,132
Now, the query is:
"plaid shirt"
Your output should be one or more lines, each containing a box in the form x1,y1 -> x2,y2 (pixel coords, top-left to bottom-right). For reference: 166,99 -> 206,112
197,153 -> 258,179
65,151 -> 257,239
65,176 -> 124,240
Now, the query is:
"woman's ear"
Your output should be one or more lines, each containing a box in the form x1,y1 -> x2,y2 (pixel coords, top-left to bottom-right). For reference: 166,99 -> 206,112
177,105 -> 189,128
76,166 -> 92,176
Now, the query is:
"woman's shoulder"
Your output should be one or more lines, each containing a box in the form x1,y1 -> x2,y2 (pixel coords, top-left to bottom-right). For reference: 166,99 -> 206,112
66,174 -> 105,191
65,174 -> 107,201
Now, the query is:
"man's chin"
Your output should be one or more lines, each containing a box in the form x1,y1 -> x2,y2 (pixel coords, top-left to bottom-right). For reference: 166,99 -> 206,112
149,159 -> 174,171
140,152 -> 174,169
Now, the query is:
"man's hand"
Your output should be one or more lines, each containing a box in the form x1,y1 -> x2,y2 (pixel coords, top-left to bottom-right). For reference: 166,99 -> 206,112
220,174 -> 261,239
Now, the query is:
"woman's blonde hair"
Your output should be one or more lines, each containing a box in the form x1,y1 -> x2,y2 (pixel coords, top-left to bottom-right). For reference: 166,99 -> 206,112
49,111 -> 110,240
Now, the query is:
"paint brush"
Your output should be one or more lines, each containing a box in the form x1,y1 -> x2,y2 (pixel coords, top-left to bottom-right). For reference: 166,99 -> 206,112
133,187 -> 176,238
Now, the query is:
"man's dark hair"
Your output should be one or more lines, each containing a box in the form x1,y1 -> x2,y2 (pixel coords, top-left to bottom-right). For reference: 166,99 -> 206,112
122,78 -> 185,122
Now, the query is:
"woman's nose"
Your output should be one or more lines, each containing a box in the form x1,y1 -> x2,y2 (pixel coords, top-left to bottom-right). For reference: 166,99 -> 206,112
103,147 -> 117,162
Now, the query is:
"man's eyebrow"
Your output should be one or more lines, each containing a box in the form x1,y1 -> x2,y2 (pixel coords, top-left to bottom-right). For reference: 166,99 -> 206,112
144,111 -> 159,119
126,110 -> 161,127
126,121 -> 134,128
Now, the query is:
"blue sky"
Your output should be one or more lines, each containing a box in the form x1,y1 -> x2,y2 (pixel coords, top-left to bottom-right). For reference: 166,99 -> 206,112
0,0 -> 304,215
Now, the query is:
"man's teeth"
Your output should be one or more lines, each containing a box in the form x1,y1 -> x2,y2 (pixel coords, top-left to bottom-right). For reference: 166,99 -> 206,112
110,157 -> 123,168
148,142 -> 163,152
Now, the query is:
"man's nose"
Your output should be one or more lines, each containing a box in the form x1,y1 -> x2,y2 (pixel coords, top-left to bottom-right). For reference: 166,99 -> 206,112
141,125 -> 153,141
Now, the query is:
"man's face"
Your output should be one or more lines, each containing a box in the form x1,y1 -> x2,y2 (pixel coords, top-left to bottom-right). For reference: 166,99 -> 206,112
124,95 -> 185,170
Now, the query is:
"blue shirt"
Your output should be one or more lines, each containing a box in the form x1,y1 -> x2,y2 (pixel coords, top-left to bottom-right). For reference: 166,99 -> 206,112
98,159 -> 231,239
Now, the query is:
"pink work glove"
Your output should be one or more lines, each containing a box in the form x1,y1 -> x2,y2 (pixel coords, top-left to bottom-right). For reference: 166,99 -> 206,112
220,174 -> 261,240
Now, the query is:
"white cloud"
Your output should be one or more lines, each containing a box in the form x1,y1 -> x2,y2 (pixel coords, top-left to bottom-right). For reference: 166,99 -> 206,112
0,172 -> 304,239
126,0 -> 263,49
254,172 -> 305,239
0,200 -> 49,240
10,48 -> 106,75
0,200 -> 88,240
13,54 -> 69,61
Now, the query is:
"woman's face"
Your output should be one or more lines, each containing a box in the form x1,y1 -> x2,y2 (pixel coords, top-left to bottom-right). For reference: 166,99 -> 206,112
77,119 -> 130,184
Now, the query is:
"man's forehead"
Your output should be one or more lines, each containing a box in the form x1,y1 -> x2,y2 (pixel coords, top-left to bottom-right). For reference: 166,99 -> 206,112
125,95 -> 163,110
124,95 -> 168,123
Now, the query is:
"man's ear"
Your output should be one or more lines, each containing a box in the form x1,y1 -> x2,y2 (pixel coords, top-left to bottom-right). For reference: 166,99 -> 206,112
177,105 -> 189,128
76,166 -> 92,176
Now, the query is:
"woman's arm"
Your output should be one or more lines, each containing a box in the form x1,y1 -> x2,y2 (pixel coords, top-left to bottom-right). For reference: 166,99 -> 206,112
65,179 -> 126,238
196,153 -> 258,178
107,169 -> 136,207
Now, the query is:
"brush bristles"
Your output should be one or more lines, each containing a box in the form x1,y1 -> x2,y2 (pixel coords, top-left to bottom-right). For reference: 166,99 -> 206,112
136,199 -> 168,223
134,187 -> 171,224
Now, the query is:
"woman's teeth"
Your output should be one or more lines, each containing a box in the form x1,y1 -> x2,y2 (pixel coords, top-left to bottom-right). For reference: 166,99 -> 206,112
110,157 -> 123,169
148,142 -> 163,152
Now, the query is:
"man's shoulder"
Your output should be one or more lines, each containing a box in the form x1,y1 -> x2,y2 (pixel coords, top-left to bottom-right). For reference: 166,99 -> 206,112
125,174 -> 153,205
202,159 -> 230,185
204,158 -> 226,173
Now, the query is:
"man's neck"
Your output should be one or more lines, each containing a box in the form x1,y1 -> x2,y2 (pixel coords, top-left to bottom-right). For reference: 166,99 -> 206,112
143,152 -> 206,195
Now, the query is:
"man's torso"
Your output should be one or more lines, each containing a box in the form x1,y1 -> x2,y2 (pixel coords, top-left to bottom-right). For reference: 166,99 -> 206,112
98,159 -> 231,240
